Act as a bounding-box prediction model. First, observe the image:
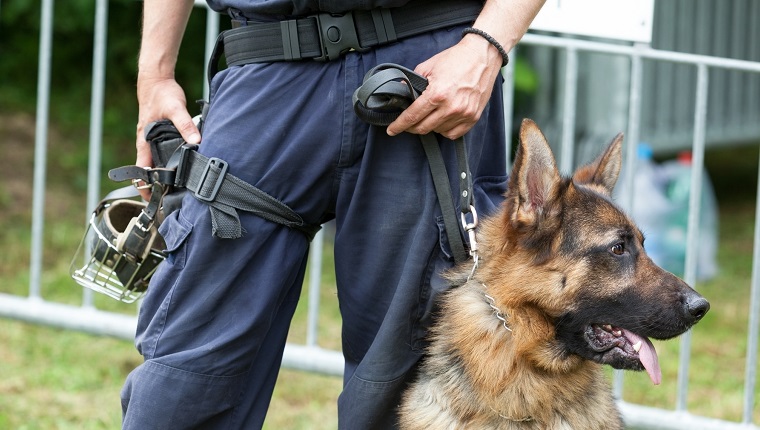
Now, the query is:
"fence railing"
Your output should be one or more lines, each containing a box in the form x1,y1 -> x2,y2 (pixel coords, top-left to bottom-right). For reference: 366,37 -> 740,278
5,2 -> 760,429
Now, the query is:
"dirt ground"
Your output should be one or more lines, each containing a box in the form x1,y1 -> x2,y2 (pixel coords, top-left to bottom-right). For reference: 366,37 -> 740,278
1,111 -> 86,225
1,112 -> 37,219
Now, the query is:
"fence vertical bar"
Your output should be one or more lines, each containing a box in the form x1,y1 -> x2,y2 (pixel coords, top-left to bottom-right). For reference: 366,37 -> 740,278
29,0 -> 55,300
82,0 -> 109,308
559,47 -> 578,174
676,62 -> 709,412
615,45 -> 645,400
202,4 -> 219,100
743,151 -> 760,424
623,46 -> 644,235
306,229 -> 325,347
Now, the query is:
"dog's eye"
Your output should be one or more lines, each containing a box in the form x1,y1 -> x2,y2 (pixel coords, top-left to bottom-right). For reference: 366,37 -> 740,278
610,243 -> 625,256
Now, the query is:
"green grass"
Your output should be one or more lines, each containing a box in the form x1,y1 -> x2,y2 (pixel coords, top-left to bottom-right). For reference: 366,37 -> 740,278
2,110 -> 760,428
0,321 -> 140,430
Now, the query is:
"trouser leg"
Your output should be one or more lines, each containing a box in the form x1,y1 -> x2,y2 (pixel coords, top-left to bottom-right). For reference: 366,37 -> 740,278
120,197 -> 311,429
121,58 -> 346,429
333,29 -> 508,429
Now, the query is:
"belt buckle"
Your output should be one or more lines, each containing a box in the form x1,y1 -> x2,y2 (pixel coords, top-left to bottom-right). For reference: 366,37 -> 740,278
314,12 -> 366,61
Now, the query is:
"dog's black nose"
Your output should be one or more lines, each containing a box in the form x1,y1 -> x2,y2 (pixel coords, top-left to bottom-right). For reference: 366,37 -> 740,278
684,296 -> 710,322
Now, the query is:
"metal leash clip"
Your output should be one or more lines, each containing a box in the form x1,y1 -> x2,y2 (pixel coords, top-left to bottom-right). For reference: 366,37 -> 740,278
462,205 -> 479,280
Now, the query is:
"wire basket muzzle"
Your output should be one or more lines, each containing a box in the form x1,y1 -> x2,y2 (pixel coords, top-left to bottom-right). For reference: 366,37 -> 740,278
70,199 -> 166,303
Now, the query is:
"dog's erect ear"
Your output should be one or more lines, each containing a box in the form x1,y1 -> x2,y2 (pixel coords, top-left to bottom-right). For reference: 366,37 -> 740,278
508,119 -> 561,225
572,133 -> 624,196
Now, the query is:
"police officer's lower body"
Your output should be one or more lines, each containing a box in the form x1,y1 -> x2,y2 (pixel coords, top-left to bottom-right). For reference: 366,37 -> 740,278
120,21 -> 508,430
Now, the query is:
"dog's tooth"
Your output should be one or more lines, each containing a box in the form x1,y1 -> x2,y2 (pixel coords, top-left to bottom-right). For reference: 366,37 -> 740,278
603,325 -> 613,331
613,330 -> 622,337
633,341 -> 642,353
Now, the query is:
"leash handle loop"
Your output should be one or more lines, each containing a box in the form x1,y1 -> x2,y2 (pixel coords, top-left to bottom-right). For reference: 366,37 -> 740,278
353,63 -> 477,264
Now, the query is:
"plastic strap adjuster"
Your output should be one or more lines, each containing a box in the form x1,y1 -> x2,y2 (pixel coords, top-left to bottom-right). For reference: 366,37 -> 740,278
194,157 -> 228,202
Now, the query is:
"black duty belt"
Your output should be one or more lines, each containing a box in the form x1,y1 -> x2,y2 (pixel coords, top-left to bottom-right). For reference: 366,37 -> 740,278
209,0 -> 482,79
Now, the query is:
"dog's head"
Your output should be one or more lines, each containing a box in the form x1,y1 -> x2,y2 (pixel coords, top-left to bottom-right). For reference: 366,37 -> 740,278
484,119 -> 709,385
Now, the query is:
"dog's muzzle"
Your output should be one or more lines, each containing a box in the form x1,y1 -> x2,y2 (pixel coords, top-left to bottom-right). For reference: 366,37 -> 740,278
70,198 -> 166,303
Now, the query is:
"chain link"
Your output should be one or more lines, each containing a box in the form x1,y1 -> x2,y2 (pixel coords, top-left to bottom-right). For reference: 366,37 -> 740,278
483,293 -> 512,332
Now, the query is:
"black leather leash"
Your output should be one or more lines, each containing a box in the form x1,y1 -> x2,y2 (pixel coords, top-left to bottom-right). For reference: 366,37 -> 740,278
353,63 -> 475,264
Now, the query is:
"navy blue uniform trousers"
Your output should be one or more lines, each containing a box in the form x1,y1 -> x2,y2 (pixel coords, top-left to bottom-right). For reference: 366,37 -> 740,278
121,25 -> 507,429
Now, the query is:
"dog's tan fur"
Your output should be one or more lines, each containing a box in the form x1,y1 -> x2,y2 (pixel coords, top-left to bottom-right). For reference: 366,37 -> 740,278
399,119 -> 708,429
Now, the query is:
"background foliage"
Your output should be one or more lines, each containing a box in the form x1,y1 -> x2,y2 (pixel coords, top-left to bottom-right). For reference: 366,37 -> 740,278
0,0 -> 217,169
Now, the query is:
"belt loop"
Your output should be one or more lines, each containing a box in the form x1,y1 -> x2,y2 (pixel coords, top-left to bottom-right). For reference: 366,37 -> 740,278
280,20 -> 302,61
228,8 -> 248,26
370,8 -> 397,44
207,31 -> 226,84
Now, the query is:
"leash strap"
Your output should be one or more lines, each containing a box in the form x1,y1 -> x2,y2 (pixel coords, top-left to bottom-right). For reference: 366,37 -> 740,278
352,63 -> 473,263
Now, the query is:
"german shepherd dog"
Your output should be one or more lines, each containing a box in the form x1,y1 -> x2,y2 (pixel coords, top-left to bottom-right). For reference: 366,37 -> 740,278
399,119 -> 710,429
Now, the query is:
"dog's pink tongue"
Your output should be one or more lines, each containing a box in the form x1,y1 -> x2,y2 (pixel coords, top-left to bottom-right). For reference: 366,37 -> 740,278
622,329 -> 661,385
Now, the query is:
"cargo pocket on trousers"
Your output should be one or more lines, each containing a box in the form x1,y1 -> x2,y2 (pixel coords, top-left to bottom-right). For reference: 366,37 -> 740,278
157,210 -> 193,269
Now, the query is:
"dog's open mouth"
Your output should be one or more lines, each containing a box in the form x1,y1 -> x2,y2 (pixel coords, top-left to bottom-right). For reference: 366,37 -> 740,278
585,324 -> 661,385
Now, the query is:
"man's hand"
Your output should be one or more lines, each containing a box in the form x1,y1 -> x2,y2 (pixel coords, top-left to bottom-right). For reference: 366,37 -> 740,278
386,0 -> 546,140
385,34 -> 503,140
135,77 -> 200,168
134,76 -> 200,200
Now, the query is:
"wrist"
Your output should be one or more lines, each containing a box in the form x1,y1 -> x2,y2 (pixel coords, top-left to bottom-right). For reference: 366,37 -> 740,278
461,27 -> 509,67
138,56 -> 177,81
137,70 -> 177,91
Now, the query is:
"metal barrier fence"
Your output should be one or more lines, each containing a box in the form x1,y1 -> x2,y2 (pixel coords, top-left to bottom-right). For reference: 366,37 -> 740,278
4,1 -> 760,428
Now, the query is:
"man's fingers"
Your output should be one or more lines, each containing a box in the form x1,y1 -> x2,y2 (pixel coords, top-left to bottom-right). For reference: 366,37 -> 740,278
386,95 -> 436,136
172,114 -> 201,144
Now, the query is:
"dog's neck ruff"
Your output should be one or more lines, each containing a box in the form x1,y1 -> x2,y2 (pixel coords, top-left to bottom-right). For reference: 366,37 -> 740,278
490,407 -> 534,422
483,287 -> 535,423
483,289 -> 512,332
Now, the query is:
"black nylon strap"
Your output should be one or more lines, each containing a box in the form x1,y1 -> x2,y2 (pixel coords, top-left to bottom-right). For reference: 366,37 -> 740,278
352,63 -> 472,263
110,120 -> 321,241
179,149 -> 318,239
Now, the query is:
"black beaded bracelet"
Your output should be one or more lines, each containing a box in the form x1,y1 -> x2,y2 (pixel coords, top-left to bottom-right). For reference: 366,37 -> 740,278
462,27 -> 509,67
